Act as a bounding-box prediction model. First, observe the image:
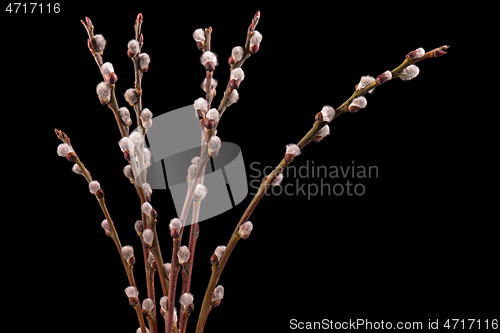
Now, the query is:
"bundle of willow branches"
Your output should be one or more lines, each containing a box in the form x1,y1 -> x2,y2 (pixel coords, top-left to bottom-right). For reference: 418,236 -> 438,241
55,11 -> 448,333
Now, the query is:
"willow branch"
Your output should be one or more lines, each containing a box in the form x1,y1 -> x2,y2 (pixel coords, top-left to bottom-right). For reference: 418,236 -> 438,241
55,129 -> 147,333
195,44 -> 450,333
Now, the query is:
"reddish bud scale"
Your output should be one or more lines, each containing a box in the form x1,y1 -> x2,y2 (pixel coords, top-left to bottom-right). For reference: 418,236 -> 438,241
104,230 -> 111,238
348,105 -> 360,113
229,79 -> 240,89
141,65 -> 149,73
85,16 -> 93,27
434,50 -> 447,57
315,112 -> 323,122
376,74 -> 388,84
209,150 -> 219,158
205,62 -> 216,72
87,39 -> 93,51
249,44 -> 260,54
170,229 -> 180,239
184,303 -> 195,313
284,154 -> 294,163
96,189 -> 105,199
127,49 -> 135,58
123,151 -> 131,161
205,118 -> 215,129
210,254 -> 218,266
228,55 -> 235,66
196,109 -> 205,119
150,208 -> 158,220
248,22 -> 255,32
128,297 -> 138,307
127,256 -> 136,266
211,299 -> 221,308
106,72 -> 118,84
66,152 -> 77,162
406,50 -> 417,60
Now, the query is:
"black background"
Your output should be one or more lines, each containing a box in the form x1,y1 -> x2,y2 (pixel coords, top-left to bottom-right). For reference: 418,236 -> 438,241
3,1 -> 497,332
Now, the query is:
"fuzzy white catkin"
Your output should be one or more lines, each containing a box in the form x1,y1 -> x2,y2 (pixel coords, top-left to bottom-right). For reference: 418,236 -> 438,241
142,229 -> 154,245
231,46 -> 244,62
142,298 -> 154,312
399,65 -> 420,81
119,107 -> 131,124
285,144 -> 301,157
169,218 -> 182,230
214,246 -> 226,260
316,125 -> 330,138
206,109 -> 220,123
125,286 -> 139,298
194,98 -> 208,112
351,96 -> 367,109
101,219 -> 110,232
136,329 -> 150,333
164,263 -> 171,277
320,106 -> 335,122
94,34 -> 106,52
230,68 -> 245,81
201,78 -> 218,92
129,131 -> 144,147
192,28 -> 206,42
200,51 -> 218,66
272,173 -> 283,186
121,245 -> 134,260
101,62 -> 114,77
179,293 -> 194,306
123,165 -> 134,181
118,137 -> 133,152
227,89 -> 239,106
414,47 -> 425,59
212,285 -> 224,301
177,246 -> 190,264
141,202 -> 153,216
96,82 -> 111,99
139,53 -> 150,69
143,148 -> 152,165
194,184 -> 208,201
148,252 -> 155,264
72,163 -> 83,175
357,75 -> 375,93
140,109 -> 153,122
124,88 -> 138,105
89,180 -> 101,194
57,143 -> 73,157
160,296 -> 168,311
250,31 -> 262,46
238,221 -> 253,238
187,164 -> 197,181
191,156 -> 200,165
208,136 -> 222,152
128,39 -> 140,54
142,182 -> 152,197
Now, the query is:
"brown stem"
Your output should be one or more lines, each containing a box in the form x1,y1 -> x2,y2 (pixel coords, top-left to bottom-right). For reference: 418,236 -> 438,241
166,238 -> 182,333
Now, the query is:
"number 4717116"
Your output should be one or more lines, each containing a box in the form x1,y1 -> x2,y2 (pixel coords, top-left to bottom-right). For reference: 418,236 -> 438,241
5,3 -> 60,13
444,319 -> 498,330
